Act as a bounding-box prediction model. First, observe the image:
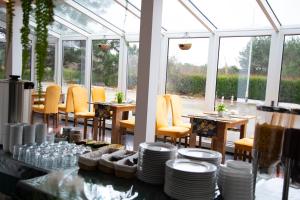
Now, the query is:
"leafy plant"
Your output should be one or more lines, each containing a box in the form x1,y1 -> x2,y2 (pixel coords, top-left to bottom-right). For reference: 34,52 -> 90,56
21,0 -> 32,79
35,0 -> 55,96
216,103 -> 227,112
115,92 -> 125,103
5,0 -> 15,75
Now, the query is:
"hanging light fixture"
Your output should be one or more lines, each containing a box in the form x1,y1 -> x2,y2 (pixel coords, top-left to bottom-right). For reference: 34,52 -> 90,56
98,43 -> 110,51
179,32 -> 192,50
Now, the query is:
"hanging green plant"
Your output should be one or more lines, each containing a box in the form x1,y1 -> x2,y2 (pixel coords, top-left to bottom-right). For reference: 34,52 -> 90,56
5,0 -> 15,75
21,0 -> 32,79
35,0 -> 54,96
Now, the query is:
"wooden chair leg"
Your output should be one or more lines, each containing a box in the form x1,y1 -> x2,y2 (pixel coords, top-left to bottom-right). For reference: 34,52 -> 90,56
65,113 -> 69,126
56,113 -> 59,128
46,114 -> 49,127
98,118 -> 102,141
52,114 -> 55,128
102,118 -> 106,140
83,118 -> 87,139
163,136 -> 167,143
234,148 -> 238,160
184,136 -> 188,148
74,117 -> 77,127
198,136 -> 202,148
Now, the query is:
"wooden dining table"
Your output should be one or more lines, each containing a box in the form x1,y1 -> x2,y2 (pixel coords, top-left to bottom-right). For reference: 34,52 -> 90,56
188,113 -> 255,163
92,102 -> 136,144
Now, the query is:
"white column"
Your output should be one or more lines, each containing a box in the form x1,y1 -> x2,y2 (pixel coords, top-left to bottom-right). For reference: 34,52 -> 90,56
157,35 -> 169,94
204,34 -> 220,111
56,38 -> 63,86
6,0 -> 23,77
30,35 -> 36,83
133,0 -> 163,150
118,37 -> 128,94
265,32 -> 284,106
85,38 -> 92,104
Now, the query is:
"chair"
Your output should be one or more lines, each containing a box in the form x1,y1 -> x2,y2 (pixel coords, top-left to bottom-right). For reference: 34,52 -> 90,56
156,95 -> 190,146
31,85 -> 61,128
91,86 -> 108,140
233,112 -> 286,162
169,94 -> 191,129
58,85 -> 76,126
72,86 -> 95,139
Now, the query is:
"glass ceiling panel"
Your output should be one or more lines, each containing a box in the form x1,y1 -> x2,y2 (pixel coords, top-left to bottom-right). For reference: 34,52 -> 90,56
267,0 -> 300,26
74,0 -> 140,34
162,0 -> 206,32
191,0 -> 271,29
54,1 -> 114,35
49,21 -> 78,35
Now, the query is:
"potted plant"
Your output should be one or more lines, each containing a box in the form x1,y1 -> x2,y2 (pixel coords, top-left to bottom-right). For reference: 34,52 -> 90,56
216,103 -> 227,117
115,92 -> 125,104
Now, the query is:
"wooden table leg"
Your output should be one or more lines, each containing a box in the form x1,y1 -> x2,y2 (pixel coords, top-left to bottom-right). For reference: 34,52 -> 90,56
111,109 -> 123,144
189,133 -> 197,147
211,123 -> 227,164
93,117 -> 99,141
240,123 -> 247,139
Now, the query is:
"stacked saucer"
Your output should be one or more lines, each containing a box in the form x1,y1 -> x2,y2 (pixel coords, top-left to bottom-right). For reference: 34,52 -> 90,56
137,142 -> 176,184
178,148 -> 222,167
164,159 -> 217,200
218,160 -> 253,200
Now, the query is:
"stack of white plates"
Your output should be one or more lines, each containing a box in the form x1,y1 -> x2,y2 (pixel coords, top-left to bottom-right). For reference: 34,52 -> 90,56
137,142 -> 177,184
164,159 -> 217,200
178,148 -> 222,167
218,160 -> 253,200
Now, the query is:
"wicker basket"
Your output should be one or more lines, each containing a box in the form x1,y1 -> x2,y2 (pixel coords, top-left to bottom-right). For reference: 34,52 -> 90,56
98,149 -> 136,174
78,144 -> 124,171
114,153 -> 138,179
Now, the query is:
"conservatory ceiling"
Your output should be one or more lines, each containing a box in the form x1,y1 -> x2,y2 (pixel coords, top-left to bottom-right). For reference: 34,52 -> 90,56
0,0 -> 300,38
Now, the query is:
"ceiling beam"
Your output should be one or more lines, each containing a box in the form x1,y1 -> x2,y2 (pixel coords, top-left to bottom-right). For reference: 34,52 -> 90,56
178,0 -> 216,33
53,15 -> 90,37
256,0 -> 281,32
29,20 -> 61,39
64,0 -> 123,36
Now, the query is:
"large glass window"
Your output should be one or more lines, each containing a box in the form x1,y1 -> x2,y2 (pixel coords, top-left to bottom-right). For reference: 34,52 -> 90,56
62,40 -> 86,92
279,35 -> 300,108
166,38 -> 209,115
216,36 -> 271,115
41,44 -> 56,89
91,39 -> 120,101
126,42 -> 139,101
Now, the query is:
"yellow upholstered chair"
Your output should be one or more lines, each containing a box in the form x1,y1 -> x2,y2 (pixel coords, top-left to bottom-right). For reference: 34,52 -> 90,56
91,86 -> 106,103
58,85 -> 76,126
169,94 -> 191,129
31,85 -> 61,128
156,95 -> 190,146
72,86 -> 95,139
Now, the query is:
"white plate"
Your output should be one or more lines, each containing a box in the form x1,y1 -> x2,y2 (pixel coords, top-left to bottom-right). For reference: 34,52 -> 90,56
166,159 -> 217,173
178,148 -> 222,160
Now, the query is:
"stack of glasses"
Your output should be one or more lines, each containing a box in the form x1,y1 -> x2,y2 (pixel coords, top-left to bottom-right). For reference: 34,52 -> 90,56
13,141 -> 91,170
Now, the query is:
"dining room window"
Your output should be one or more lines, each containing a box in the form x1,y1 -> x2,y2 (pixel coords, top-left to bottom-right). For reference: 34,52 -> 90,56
215,36 -> 271,115
278,35 -> 300,108
41,44 -> 56,89
166,37 -> 209,115
62,40 -> 86,93
91,39 -> 120,101
126,42 -> 139,101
